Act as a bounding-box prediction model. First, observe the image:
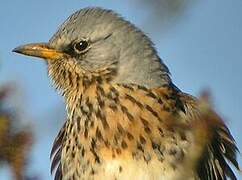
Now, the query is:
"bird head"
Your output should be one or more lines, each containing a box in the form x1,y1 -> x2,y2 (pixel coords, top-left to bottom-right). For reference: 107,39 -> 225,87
13,7 -> 171,94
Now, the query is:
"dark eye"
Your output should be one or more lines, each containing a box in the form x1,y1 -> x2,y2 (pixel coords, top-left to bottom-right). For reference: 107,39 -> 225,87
73,40 -> 89,53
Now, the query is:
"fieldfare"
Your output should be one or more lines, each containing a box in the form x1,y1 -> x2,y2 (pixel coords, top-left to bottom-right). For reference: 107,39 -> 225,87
13,7 -> 240,180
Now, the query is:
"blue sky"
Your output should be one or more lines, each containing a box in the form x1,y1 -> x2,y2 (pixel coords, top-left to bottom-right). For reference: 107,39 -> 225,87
0,0 -> 241,179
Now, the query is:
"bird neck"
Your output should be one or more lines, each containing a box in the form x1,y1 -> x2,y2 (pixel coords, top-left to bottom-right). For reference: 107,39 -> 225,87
114,56 -> 171,88
47,57 -> 173,131
108,20 -> 172,88
47,59 -> 117,125
48,58 -> 117,103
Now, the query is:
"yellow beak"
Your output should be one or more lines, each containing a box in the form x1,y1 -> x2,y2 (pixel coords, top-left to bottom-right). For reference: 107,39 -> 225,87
12,43 -> 66,60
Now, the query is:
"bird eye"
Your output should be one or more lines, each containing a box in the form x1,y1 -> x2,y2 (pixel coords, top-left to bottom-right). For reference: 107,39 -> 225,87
73,40 -> 89,53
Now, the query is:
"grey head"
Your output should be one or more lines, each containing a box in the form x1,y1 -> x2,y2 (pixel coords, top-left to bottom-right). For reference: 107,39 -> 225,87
13,7 -> 172,90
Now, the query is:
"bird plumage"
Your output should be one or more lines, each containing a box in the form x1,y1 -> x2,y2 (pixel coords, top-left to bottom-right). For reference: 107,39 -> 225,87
13,7 -> 240,180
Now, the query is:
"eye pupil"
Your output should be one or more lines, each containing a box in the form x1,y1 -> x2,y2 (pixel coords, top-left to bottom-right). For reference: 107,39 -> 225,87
74,40 -> 89,52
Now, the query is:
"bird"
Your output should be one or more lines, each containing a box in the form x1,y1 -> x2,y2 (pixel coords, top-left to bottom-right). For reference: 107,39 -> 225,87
13,7 -> 240,180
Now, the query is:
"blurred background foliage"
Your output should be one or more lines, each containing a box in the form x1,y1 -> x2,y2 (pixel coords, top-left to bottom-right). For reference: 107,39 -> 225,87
0,85 -> 36,180
131,0 -> 196,33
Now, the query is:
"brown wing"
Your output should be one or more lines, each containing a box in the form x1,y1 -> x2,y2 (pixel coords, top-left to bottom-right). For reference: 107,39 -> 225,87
180,92 -> 240,180
50,121 -> 67,180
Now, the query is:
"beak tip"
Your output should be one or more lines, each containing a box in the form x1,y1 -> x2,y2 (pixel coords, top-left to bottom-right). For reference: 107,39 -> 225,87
12,45 -> 25,54
12,47 -> 20,53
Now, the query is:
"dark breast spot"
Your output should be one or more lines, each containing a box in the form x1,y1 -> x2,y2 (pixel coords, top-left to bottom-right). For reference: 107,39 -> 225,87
120,104 -> 134,121
125,94 -> 143,108
127,132 -> 134,141
139,135 -> 146,144
121,140 -> 128,149
119,166 -> 123,173
145,104 -> 162,122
